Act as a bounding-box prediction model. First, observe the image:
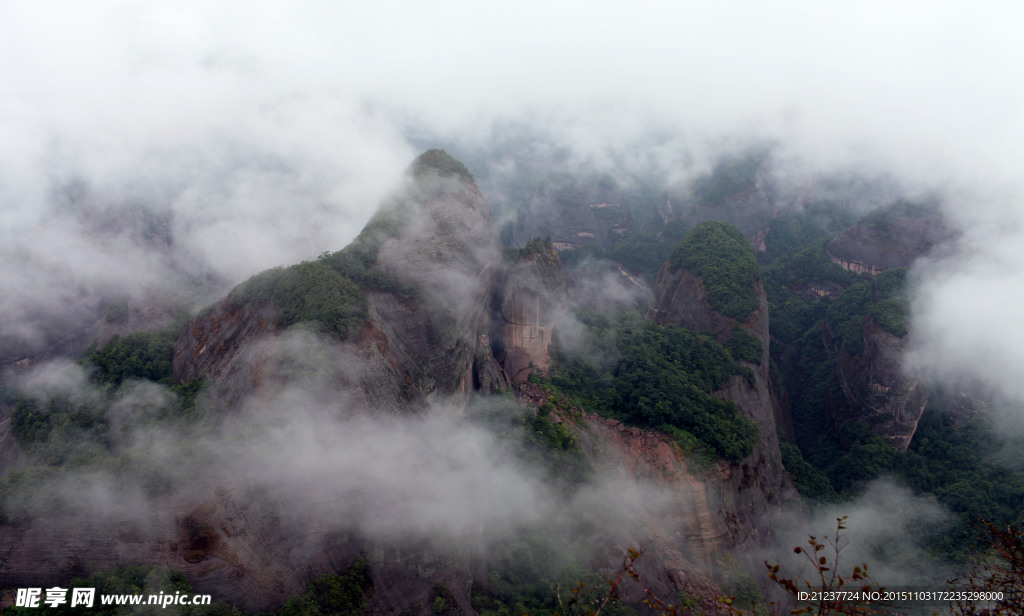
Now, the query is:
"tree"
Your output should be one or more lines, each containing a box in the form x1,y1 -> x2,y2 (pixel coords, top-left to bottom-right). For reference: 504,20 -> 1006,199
764,516 -> 885,615
950,520 -> 1024,616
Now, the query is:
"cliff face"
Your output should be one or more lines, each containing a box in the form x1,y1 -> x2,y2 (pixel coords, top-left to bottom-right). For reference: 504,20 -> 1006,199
650,247 -> 797,530
172,301 -> 280,403
363,169 -> 501,406
576,412 -> 733,611
834,318 -> 928,449
497,240 -> 567,388
826,201 -> 957,276
650,268 -> 736,342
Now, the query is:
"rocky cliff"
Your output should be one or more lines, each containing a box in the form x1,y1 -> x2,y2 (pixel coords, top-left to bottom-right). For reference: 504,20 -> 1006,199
834,318 -> 928,449
171,150 -> 501,410
650,222 -> 797,532
496,239 -> 567,388
572,411 -> 743,611
361,161 -> 500,406
826,200 -> 957,276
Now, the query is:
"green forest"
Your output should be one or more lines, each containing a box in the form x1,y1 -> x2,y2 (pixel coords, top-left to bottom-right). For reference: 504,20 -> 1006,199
567,203 -> 1024,566
757,203 -> 1024,562
546,311 -> 760,462
669,221 -> 761,321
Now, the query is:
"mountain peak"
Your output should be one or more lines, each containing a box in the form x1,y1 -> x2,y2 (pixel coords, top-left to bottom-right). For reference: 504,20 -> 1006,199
406,149 -> 474,183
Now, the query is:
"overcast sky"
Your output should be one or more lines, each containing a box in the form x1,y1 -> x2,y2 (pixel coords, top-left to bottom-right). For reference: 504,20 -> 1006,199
6,2 -> 1023,193
3,1 -> 1024,402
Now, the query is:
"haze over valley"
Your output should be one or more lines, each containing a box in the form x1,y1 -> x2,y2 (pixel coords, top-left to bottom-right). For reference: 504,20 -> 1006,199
2,3 -> 1024,615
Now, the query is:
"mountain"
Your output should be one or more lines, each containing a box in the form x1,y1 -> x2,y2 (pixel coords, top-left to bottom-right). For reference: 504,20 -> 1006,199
0,151 -> 800,612
173,150 -> 501,411
651,221 -> 796,521
2,149 -> 1015,614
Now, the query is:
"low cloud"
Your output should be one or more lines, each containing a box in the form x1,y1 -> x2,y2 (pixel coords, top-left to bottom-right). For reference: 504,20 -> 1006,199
756,479 -> 952,598
1,331 -> 679,574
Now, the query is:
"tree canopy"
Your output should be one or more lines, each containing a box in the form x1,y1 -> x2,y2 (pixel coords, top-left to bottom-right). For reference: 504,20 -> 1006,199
670,220 -> 761,321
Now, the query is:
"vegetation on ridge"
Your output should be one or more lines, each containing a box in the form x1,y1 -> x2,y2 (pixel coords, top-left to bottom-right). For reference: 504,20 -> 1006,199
227,196 -> 421,340
228,261 -> 367,340
547,310 -> 760,462
670,220 -> 761,321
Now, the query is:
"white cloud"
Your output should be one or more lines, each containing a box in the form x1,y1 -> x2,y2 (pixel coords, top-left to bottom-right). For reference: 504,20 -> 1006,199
4,1 -> 1024,407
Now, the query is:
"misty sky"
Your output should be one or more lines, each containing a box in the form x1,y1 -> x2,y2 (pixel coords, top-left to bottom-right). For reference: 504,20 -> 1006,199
3,2 -> 1024,404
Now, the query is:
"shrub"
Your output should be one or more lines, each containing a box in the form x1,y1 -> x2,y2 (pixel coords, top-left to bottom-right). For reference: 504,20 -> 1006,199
88,321 -> 185,386
870,297 -> 908,336
278,556 -> 372,616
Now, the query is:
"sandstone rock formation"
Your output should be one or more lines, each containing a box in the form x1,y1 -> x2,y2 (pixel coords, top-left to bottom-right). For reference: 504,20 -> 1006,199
826,201 -> 957,276
171,150 -> 502,411
834,317 -> 928,449
497,239 -> 566,388
650,228 -> 797,532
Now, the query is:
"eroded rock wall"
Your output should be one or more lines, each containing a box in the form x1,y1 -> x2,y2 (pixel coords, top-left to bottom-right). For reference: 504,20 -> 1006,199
835,317 -> 928,449
498,242 -> 566,387
650,260 -> 797,534
172,155 -> 501,411
825,202 -> 957,275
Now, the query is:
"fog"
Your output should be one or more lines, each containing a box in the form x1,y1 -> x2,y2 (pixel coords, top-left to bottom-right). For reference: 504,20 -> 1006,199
759,480 -> 952,589
2,337 -> 684,605
6,3 -> 1024,382
3,1 -> 1024,609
